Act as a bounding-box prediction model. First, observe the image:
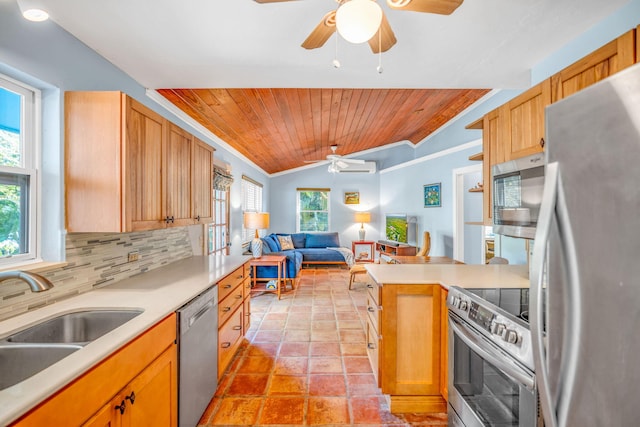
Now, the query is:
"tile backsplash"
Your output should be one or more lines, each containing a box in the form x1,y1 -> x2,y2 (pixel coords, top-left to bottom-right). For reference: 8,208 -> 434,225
0,227 -> 193,321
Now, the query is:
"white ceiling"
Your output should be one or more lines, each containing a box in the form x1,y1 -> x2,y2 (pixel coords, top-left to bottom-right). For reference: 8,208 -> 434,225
38,0 -> 628,90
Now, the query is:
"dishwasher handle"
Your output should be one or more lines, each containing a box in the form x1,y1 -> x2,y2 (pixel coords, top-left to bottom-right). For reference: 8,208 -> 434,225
178,285 -> 218,336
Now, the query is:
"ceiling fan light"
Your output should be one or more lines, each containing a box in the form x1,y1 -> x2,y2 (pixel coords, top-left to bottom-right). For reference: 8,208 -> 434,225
336,0 -> 383,44
16,0 -> 49,21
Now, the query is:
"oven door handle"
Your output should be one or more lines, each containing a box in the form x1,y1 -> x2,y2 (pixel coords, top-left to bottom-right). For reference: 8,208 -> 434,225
449,315 -> 535,391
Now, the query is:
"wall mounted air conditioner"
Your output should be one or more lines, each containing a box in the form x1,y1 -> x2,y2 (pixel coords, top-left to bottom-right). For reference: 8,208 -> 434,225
336,161 -> 376,174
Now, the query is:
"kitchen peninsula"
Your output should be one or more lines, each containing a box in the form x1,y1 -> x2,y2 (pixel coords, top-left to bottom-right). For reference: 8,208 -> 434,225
363,263 -> 529,414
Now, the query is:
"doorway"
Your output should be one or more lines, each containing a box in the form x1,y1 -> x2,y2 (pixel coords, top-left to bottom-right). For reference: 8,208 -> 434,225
452,163 -> 483,263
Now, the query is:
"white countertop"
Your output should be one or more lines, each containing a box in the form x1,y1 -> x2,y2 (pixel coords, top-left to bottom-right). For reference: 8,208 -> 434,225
365,264 -> 530,289
0,254 -> 250,426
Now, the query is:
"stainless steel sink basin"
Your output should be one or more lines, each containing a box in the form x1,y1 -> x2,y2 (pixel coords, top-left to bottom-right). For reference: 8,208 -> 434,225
0,344 -> 82,390
4,309 -> 143,345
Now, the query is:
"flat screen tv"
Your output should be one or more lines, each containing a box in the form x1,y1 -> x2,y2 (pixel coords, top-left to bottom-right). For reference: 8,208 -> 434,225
385,214 -> 408,243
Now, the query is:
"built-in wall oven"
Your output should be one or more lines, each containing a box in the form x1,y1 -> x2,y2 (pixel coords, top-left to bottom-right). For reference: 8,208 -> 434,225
447,286 -> 543,427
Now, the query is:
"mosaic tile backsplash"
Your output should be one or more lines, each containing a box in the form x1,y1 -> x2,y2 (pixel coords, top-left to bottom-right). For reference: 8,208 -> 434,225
0,227 -> 193,321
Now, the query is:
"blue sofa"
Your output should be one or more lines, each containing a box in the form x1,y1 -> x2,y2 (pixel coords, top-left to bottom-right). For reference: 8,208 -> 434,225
253,232 -> 348,287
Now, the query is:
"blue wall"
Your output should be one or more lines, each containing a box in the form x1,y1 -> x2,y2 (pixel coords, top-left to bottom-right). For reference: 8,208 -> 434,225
269,164 -> 381,247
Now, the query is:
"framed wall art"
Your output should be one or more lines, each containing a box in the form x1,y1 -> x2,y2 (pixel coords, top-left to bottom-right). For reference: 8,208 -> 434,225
424,183 -> 441,208
344,191 -> 360,205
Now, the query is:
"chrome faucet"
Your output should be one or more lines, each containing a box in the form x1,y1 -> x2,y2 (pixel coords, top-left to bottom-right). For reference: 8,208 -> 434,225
0,271 -> 54,292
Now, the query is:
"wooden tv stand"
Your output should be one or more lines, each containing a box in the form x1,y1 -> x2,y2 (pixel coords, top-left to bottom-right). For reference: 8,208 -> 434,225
376,241 -> 417,256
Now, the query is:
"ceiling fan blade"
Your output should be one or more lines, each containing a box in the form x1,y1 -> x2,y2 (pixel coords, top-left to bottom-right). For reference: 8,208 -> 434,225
301,11 -> 337,50
336,160 -> 350,169
386,0 -> 463,15
368,12 -> 397,53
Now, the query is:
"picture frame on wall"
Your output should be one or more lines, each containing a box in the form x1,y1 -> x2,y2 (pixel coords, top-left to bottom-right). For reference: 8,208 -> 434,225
424,183 -> 441,207
344,191 -> 360,205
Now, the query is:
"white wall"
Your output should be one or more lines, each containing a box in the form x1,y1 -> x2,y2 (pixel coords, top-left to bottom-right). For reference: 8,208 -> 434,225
463,171 -> 483,264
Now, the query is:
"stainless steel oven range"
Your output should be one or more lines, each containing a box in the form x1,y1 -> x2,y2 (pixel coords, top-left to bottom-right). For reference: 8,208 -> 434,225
447,286 -> 542,427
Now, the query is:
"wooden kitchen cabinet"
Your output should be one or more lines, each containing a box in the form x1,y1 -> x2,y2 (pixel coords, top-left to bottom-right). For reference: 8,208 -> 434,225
14,314 -> 177,426
165,122 -> 194,227
192,137 -> 214,224
504,78 -> 550,160
440,288 -> 449,402
367,279 -> 446,414
217,261 -> 251,380
83,346 -> 177,427
65,91 -> 215,232
551,29 -> 636,102
480,107 -> 502,225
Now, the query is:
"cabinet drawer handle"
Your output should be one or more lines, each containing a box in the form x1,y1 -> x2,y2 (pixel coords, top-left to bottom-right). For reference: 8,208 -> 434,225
367,343 -> 376,350
221,342 -> 231,348
245,312 -> 251,316
235,294 -> 242,299
540,137 -> 545,148
367,306 -> 375,312
195,215 -> 201,222
232,325 -> 242,330
222,306 -> 231,312
224,284 -> 232,289
115,400 -> 126,415
126,391 -> 135,405
236,275 -> 244,280
367,284 -> 374,289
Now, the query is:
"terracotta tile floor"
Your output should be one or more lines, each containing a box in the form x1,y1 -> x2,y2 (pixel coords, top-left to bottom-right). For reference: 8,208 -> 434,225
199,267 -> 448,426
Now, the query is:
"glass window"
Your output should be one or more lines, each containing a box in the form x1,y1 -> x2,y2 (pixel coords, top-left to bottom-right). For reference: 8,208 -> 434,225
211,188 -> 229,255
242,175 -> 263,244
297,188 -> 330,232
0,76 -> 38,265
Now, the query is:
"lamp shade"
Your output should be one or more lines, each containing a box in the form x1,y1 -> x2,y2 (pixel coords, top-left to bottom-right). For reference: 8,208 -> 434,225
354,212 -> 371,224
335,0 -> 382,44
17,0 -> 49,21
244,212 -> 270,230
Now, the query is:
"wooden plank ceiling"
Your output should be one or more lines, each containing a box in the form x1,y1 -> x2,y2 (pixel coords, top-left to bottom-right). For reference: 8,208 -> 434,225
157,88 -> 490,174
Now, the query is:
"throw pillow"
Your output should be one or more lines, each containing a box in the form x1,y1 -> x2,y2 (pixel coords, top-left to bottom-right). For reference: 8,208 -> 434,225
260,238 -> 273,254
278,235 -> 295,251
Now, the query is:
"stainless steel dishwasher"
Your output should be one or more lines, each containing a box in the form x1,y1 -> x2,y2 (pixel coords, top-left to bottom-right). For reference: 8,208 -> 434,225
177,285 -> 218,427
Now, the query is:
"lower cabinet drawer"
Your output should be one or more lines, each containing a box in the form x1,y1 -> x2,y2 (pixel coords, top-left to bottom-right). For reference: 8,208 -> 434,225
365,317 -> 381,387
366,294 -> 381,331
367,282 -> 381,307
218,285 -> 244,326
218,307 -> 243,378
243,297 -> 251,334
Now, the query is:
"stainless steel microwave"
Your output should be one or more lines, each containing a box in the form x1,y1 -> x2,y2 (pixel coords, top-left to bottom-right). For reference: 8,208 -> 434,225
492,153 -> 545,239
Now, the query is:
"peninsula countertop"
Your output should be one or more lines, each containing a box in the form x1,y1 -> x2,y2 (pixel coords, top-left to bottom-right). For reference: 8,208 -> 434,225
365,264 -> 530,289
0,254 -> 250,426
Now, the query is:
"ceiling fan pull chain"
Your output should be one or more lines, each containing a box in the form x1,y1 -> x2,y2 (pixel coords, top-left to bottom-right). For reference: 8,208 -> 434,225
333,31 -> 341,68
377,26 -> 383,73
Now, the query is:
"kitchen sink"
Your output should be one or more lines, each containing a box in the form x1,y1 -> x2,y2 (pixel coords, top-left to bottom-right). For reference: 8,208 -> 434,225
4,309 -> 143,345
0,344 -> 82,390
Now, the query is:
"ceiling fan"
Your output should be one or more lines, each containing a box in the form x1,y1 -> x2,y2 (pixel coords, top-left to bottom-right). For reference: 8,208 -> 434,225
305,145 -> 366,173
254,0 -> 464,54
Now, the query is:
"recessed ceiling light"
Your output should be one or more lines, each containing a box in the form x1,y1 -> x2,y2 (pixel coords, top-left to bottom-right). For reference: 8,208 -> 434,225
16,0 -> 49,22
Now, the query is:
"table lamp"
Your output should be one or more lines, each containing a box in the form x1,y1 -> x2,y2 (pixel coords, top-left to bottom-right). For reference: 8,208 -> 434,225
354,211 -> 371,241
244,212 -> 270,258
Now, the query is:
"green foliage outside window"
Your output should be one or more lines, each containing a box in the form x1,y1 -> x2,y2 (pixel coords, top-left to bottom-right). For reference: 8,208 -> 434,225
298,190 -> 329,232
0,130 -> 22,257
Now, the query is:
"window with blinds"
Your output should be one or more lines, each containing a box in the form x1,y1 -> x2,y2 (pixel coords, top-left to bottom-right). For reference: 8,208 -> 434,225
242,175 -> 264,244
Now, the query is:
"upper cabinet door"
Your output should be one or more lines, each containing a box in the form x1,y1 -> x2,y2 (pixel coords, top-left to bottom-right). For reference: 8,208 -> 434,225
164,123 -> 194,227
125,98 -> 167,231
504,78 -> 551,160
192,137 -> 214,225
551,29 -> 636,102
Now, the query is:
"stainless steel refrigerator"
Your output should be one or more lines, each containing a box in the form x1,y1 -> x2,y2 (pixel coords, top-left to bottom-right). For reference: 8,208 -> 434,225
530,63 -> 640,427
